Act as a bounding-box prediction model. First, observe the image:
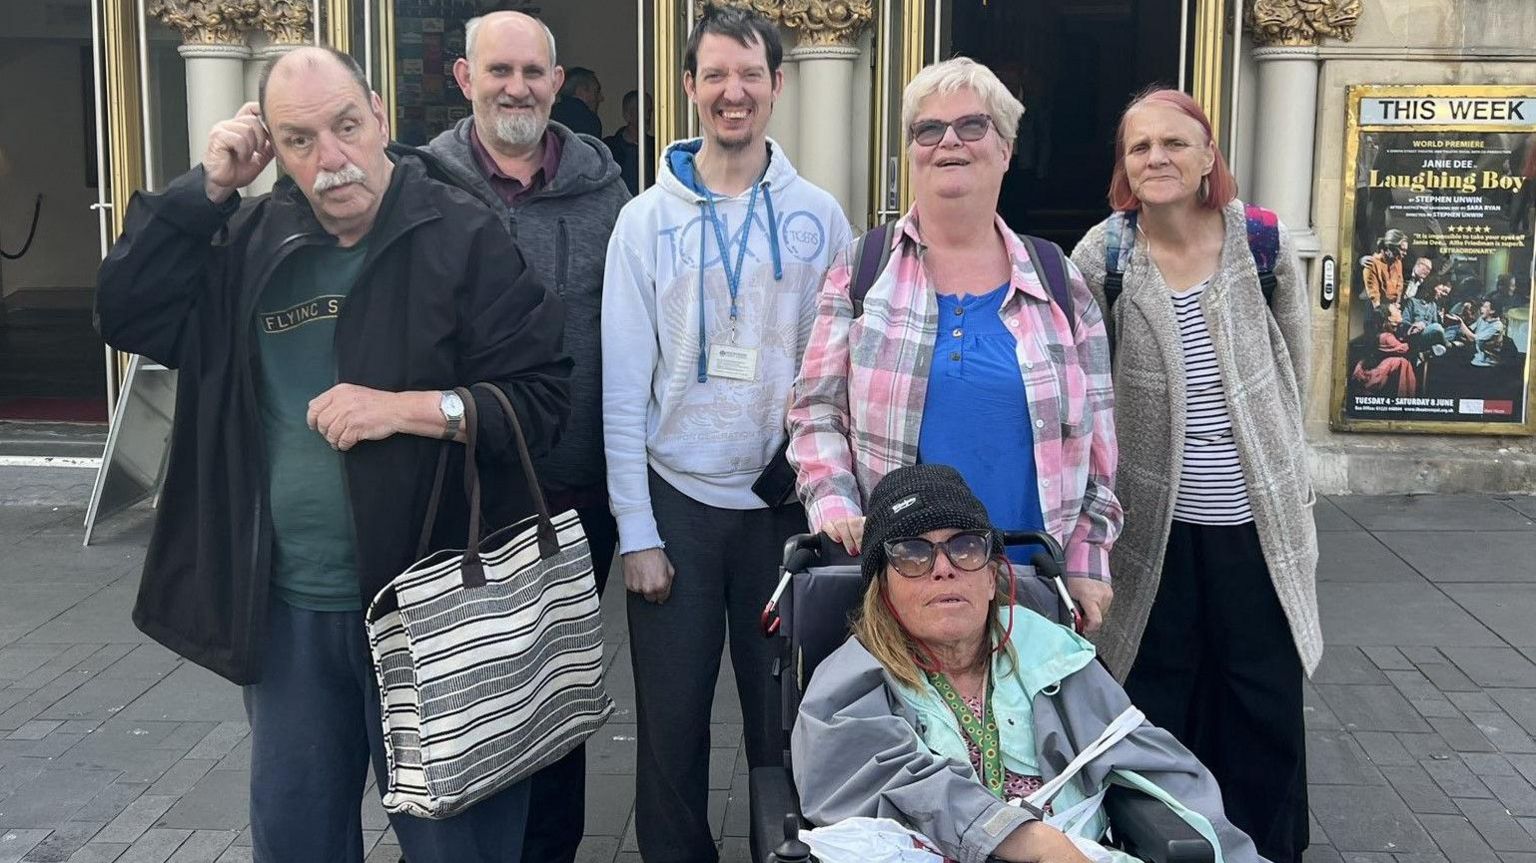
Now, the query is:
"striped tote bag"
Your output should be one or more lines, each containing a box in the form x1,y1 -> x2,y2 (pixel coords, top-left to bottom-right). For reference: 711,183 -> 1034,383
366,384 -> 613,819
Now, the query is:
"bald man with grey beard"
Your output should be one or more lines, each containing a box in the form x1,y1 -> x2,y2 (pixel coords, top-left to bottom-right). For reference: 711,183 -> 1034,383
417,13 -> 629,863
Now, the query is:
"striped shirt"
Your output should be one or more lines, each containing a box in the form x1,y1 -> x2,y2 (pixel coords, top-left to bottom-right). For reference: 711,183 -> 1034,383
1171,279 -> 1252,524
786,209 -> 1123,582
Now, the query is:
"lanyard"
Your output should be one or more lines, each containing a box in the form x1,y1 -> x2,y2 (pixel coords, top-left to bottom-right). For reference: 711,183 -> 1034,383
695,182 -> 761,382
930,670 -> 1005,799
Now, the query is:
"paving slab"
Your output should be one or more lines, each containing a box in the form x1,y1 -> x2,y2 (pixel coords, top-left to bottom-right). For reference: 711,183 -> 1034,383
1332,495 -> 1536,532
1315,685 -> 1433,733
0,831 -> 51,863
155,772 -> 247,833
1318,582 -> 1503,647
1501,497 -> 1536,520
1441,584 -> 1536,648
1315,533 -> 1423,583
1418,813 -> 1502,863
1309,784 -> 1436,852
21,820 -> 106,862
116,669 -> 243,725
1315,497 -> 1364,532
0,767 -> 118,829
1380,532 -> 1536,584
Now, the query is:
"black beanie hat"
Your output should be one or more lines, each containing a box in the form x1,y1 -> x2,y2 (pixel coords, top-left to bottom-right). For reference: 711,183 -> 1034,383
861,464 -> 1001,585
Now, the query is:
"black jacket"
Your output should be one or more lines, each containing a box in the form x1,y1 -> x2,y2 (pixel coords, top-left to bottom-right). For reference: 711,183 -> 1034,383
96,157 -> 571,685
414,119 -> 629,491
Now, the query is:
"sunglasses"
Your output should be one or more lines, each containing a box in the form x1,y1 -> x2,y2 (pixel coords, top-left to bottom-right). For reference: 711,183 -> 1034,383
909,113 -> 994,147
883,530 -> 995,578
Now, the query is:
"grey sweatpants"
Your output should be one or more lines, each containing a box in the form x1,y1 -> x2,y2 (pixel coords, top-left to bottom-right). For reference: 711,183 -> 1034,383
628,470 -> 807,863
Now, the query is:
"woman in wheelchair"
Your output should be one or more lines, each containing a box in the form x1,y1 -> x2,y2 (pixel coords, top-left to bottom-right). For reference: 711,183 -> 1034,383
792,465 -> 1267,863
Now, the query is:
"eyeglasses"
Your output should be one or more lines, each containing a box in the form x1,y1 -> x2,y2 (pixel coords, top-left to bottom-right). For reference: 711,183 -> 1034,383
909,114 -> 994,147
883,530 -> 994,578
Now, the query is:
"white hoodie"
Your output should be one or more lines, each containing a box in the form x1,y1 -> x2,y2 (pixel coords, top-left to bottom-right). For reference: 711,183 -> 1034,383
602,138 -> 852,553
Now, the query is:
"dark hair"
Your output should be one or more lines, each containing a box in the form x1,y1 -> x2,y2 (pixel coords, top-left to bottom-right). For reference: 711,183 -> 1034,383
1496,272 -> 1515,290
560,67 -> 599,98
684,3 -> 782,77
622,89 -> 640,112
258,46 -> 372,117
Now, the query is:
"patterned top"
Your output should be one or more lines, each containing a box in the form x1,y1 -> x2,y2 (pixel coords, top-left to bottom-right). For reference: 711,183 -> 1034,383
786,209 -> 1123,581
1169,280 -> 1253,525
959,694 -> 1049,808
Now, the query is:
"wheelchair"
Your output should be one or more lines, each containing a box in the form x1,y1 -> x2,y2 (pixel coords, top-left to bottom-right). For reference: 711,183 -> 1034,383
748,530 -> 1216,863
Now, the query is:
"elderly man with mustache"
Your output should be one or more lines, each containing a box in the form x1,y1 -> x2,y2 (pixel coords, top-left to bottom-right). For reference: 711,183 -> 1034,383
95,46 -> 569,863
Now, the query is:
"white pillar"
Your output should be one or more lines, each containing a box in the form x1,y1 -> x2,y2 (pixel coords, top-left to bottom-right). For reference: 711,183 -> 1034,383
767,53 -> 802,167
791,43 -> 860,217
1250,45 -> 1321,254
244,43 -> 294,195
179,43 -> 252,171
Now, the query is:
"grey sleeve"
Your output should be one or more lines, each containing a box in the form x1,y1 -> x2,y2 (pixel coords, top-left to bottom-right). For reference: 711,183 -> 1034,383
1061,661 -> 1272,863
791,649 -> 1034,863
1271,222 -> 1311,405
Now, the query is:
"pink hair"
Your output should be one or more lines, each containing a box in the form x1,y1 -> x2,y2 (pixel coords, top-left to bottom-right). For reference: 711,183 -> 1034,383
1108,87 -> 1237,212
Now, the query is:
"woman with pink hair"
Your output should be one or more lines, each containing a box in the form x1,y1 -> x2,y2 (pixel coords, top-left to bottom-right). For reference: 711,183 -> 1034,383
1070,87 -> 1318,863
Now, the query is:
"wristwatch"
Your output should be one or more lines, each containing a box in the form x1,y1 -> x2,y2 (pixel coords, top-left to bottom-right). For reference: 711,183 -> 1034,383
438,390 -> 465,440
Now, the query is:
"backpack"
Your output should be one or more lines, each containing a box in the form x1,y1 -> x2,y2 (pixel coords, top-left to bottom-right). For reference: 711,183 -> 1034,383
1101,203 -> 1280,311
847,221 -> 1076,327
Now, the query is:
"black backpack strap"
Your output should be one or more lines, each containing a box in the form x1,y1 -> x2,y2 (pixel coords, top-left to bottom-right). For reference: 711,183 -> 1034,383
1019,234 -> 1074,332
849,221 -> 896,318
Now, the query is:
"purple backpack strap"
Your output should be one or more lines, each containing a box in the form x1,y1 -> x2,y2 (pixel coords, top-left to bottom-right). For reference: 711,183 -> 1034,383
849,221 -> 895,318
1018,234 -> 1074,330
1244,204 -> 1281,306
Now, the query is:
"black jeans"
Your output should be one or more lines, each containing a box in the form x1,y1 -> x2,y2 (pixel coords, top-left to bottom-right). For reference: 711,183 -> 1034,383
1124,520 -> 1308,863
243,599 -> 531,863
521,502 -> 620,863
628,470 -> 807,863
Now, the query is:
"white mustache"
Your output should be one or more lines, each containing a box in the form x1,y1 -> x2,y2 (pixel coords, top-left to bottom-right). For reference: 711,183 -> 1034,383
313,163 -> 367,194
497,97 -> 537,110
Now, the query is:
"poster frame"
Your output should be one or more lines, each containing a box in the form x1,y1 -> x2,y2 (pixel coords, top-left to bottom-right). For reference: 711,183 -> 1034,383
1332,83 -> 1536,436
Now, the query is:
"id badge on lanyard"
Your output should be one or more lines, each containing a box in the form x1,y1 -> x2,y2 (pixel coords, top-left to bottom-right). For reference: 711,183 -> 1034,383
697,182 -> 762,383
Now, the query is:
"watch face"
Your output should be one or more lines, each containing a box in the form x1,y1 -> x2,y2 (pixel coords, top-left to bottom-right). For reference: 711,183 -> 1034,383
442,391 -> 465,419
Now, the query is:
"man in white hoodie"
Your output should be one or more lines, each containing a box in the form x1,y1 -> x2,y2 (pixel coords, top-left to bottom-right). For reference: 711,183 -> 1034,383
601,5 -> 852,861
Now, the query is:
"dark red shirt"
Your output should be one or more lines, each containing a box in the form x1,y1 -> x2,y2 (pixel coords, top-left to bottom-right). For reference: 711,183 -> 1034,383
468,124 -> 562,208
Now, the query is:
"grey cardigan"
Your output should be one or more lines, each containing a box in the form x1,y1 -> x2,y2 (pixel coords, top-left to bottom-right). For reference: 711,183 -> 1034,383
792,626 -> 1267,863
1069,200 -> 1322,678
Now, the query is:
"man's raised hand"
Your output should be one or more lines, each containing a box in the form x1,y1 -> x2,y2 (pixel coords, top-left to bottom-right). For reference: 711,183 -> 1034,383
203,102 -> 274,203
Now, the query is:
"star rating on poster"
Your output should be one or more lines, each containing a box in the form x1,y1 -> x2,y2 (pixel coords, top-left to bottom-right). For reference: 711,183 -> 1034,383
1447,225 -> 1495,233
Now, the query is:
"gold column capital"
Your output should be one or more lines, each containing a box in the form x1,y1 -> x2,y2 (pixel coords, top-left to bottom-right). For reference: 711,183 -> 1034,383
147,0 -> 258,45
695,0 -> 873,48
252,0 -> 312,45
780,0 -> 873,47
1246,0 -> 1362,47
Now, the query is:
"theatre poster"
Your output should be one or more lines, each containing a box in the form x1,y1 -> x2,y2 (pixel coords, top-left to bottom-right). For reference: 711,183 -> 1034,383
1333,85 -> 1536,434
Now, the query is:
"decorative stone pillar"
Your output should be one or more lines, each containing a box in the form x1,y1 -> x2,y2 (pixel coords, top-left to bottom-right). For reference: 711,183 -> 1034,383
765,31 -> 801,169
244,0 -> 312,194
1246,0 -> 1361,253
148,1 -> 255,170
780,0 -> 873,217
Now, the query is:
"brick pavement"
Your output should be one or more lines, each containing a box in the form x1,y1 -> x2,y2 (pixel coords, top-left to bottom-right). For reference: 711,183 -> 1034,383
0,488 -> 1534,862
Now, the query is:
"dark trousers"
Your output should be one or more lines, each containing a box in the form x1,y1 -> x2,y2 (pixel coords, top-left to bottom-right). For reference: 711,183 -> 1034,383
243,599 -> 531,863
522,502 -> 620,863
629,471 -> 807,863
1124,521 -> 1309,863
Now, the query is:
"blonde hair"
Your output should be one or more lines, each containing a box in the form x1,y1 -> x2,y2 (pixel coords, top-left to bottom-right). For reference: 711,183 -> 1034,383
900,57 -> 1024,146
853,565 -> 1017,691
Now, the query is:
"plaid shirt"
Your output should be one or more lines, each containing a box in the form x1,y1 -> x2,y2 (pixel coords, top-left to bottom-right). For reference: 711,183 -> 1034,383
786,210 -> 1123,581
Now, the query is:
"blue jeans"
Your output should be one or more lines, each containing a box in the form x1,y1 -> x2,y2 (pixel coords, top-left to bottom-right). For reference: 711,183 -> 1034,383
243,598 -> 531,863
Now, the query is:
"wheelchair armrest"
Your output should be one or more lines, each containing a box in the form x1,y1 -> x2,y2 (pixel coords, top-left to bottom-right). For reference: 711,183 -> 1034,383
749,765 -> 804,863
1104,783 -> 1215,863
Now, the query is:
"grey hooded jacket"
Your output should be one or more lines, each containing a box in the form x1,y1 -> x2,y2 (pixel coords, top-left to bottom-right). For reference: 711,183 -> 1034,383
420,118 -> 630,491
792,610 -> 1267,863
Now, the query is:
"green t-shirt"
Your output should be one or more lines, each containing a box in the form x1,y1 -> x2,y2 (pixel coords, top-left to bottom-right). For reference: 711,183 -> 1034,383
255,239 -> 371,611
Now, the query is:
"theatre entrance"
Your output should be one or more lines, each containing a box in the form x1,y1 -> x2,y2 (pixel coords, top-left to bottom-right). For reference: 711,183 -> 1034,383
948,0 -> 1188,249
